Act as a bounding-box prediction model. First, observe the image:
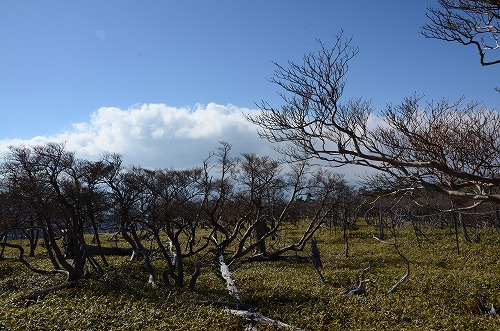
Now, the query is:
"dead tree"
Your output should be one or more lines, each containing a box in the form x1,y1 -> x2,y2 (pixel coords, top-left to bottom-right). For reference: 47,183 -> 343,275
227,310 -> 305,331
373,236 -> 410,294
340,262 -> 375,295
199,248 -> 305,330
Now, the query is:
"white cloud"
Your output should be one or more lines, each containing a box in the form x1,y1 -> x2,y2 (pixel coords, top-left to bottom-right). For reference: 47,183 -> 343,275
0,103 -> 276,169
0,103 -> 378,182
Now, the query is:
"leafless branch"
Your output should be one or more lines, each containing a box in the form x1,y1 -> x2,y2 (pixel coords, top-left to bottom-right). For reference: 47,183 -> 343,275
373,236 -> 410,294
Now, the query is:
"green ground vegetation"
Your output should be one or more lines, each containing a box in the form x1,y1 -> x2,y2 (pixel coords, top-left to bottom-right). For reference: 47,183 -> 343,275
0,223 -> 499,330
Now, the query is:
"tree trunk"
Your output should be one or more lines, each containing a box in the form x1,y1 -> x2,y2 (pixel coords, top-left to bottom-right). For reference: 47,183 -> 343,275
453,211 -> 460,255
343,208 -> 349,257
254,219 -> 268,255
67,218 -> 87,281
41,227 -> 61,270
89,215 -> 109,267
24,228 -> 39,257
458,212 -> 472,243
378,204 -> 384,241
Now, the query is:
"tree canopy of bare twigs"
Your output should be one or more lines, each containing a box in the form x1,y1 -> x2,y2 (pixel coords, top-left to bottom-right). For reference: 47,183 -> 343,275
422,0 -> 500,66
0,141 -> 354,293
248,31 -> 500,205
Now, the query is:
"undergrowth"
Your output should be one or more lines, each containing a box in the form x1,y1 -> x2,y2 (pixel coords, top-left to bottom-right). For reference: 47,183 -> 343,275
0,224 -> 499,330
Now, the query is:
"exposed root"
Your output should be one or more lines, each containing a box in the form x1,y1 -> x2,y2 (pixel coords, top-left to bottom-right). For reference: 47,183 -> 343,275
0,242 -> 68,277
22,280 -> 81,303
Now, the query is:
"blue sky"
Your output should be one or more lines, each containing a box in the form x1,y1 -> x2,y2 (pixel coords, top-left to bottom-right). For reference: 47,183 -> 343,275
0,1 -> 498,175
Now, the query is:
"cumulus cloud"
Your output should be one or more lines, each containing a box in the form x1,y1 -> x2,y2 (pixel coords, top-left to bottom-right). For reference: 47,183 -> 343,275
0,102 -> 380,182
0,103 -> 276,169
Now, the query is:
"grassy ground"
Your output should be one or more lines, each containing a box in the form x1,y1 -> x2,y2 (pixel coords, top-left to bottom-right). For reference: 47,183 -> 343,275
0,224 -> 499,330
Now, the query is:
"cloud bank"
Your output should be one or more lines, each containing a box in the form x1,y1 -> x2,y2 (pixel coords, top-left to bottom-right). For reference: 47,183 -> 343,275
0,103 -> 381,182
0,103 -> 275,169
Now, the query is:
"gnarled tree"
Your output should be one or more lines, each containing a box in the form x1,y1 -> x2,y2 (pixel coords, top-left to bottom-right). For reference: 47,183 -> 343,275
422,0 -> 500,66
248,32 -> 500,205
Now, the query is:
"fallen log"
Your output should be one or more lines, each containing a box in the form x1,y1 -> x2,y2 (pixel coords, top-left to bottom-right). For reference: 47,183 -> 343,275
196,301 -> 255,311
218,251 -> 241,302
227,309 -> 305,331
211,249 -> 304,330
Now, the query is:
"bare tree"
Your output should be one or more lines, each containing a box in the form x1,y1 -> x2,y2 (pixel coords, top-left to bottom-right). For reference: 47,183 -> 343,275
248,32 -> 500,205
2,143 -> 88,281
192,143 -> 354,266
0,140 -> 356,303
0,183 -> 40,257
234,153 -> 283,255
1,143 -> 111,282
422,0 -> 500,66
144,167 -> 207,288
